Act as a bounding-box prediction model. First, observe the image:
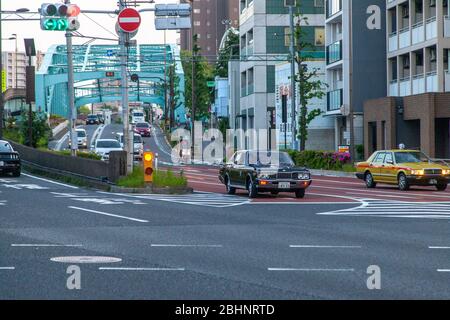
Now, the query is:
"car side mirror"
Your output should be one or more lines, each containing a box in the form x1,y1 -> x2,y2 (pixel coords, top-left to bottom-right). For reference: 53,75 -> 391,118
386,160 -> 394,165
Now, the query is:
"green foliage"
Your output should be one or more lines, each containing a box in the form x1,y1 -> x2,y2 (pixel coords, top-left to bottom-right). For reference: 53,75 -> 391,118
79,105 -> 91,115
181,35 -> 214,121
293,11 -> 327,151
153,169 -> 187,188
117,167 -> 187,189
3,128 -> 24,144
218,118 -> 230,139
356,144 -> 364,160
287,150 -> 352,171
19,111 -> 52,148
214,29 -> 239,77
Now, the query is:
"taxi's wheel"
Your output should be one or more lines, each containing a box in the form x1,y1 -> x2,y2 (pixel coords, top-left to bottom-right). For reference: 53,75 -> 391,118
398,173 -> 410,191
365,172 -> 376,188
295,189 -> 305,199
225,176 -> 236,195
436,184 -> 448,191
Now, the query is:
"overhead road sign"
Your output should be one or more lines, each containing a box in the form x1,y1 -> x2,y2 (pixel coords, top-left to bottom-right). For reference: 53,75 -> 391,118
155,4 -> 191,17
155,17 -> 191,30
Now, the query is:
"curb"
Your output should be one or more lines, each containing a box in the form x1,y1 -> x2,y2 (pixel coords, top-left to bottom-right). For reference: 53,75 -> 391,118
309,169 -> 356,178
110,185 -> 194,195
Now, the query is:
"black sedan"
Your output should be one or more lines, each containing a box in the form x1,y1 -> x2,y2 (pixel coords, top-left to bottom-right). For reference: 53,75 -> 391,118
86,114 -> 99,125
219,150 -> 312,198
0,140 -> 21,177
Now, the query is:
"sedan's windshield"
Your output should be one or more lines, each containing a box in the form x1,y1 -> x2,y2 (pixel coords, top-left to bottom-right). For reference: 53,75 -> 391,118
77,131 -> 86,138
136,123 -> 149,128
0,142 -> 13,152
134,136 -> 142,143
88,115 -> 97,119
248,151 -> 294,167
96,140 -> 121,148
133,113 -> 144,117
395,151 -> 430,163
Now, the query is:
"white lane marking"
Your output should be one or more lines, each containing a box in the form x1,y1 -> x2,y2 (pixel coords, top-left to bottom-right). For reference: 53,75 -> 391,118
345,192 -> 415,199
99,267 -> 185,271
151,244 -> 223,248
250,201 -> 359,205
11,244 -> 83,247
51,256 -> 122,264
437,269 -> 450,272
429,247 -> 450,249
0,267 -> 15,270
268,268 -> 355,272
2,184 -> 49,190
0,200 -> 6,206
289,245 -> 362,249
68,206 -> 149,223
22,173 -> 79,189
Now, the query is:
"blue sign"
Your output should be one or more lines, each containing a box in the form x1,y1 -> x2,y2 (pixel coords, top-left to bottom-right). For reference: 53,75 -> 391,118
106,50 -> 114,57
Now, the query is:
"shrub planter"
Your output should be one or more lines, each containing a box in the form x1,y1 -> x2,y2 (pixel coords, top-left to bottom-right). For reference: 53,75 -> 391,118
110,185 -> 193,195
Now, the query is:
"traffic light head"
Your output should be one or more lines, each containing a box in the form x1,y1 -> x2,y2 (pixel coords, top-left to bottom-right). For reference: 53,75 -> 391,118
143,152 -> 154,183
40,3 -> 80,31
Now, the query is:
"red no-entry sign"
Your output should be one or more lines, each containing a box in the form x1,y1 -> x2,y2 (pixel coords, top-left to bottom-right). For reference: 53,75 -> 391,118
118,8 -> 141,33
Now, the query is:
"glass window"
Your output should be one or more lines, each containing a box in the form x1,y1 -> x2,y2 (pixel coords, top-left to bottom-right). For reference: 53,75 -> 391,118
373,152 -> 386,164
96,140 -> 121,148
0,142 -> 13,152
235,152 -> 245,165
384,152 -> 394,164
394,152 -> 430,163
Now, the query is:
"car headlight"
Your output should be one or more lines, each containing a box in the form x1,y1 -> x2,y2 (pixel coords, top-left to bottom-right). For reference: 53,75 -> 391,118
411,169 -> 424,175
258,173 -> 270,179
442,169 -> 450,175
299,173 -> 310,180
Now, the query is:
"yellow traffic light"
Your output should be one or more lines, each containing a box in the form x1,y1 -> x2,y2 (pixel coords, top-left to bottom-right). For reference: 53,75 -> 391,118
143,152 -> 154,183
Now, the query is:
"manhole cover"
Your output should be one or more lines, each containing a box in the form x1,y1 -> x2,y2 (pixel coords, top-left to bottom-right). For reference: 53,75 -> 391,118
50,256 -> 122,264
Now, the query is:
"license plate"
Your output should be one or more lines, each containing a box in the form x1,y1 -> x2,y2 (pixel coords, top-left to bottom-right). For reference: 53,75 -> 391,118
278,182 -> 290,189
430,179 -> 438,185
0,161 -> 4,166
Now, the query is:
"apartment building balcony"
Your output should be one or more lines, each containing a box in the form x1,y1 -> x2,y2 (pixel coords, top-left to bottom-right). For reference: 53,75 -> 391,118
327,88 -> 343,112
412,22 -> 424,45
412,74 -> 425,94
445,16 -> 450,38
426,16 -> 437,40
399,27 -> 410,49
389,32 -> 398,52
326,40 -> 342,65
389,80 -> 399,96
399,77 -> 411,96
326,0 -> 342,19
445,70 -> 450,92
426,71 -> 438,92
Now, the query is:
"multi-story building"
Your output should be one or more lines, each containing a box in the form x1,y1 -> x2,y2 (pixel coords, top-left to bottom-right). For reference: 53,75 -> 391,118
364,0 -> 450,159
325,0 -> 387,151
179,0 -> 240,61
275,59 -> 335,151
238,0 -> 326,149
1,51 -> 27,89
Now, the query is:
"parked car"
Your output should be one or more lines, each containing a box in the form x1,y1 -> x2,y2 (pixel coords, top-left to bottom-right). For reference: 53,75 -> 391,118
69,128 -> 88,149
115,132 -> 144,161
355,149 -> 450,191
0,140 -> 21,177
219,150 -> 312,199
131,110 -> 145,124
134,122 -> 151,137
86,114 -> 99,125
94,139 -> 123,161
97,114 -> 105,124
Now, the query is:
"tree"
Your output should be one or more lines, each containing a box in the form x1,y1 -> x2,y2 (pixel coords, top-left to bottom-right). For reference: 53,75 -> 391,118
214,29 -> 239,78
20,111 -> 52,148
79,105 -> 90,115
181,35 -> 214,122
293,9 -> 327,151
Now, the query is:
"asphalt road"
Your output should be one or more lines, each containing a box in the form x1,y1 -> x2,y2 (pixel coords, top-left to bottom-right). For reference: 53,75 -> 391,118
6,122 -> 450,299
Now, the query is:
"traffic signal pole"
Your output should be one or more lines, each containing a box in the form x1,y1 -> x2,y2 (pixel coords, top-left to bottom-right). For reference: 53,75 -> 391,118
65,0 -> 78,157
119,2 -> 133,175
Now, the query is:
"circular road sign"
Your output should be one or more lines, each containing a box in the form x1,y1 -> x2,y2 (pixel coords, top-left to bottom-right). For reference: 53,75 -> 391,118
118,8 -> 141,33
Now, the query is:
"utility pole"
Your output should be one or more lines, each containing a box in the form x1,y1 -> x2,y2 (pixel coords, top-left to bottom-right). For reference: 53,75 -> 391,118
65,0 -> 77,156
119,1 -> 133,174
289,3 -> 297,150
190,0 -> 196,161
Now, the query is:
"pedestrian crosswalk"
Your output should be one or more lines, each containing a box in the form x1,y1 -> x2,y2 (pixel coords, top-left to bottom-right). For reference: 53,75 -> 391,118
108,192 -> 250,208
0,200 -> 6,206
318,199 -> 450,219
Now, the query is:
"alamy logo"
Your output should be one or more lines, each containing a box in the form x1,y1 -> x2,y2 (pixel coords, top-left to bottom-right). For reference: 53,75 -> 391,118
367,265 -> 381,290
66,265 -> 81,290
367,5 -> 382,30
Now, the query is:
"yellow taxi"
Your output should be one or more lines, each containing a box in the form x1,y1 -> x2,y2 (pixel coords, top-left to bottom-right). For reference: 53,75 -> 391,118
355,150 -> 450,191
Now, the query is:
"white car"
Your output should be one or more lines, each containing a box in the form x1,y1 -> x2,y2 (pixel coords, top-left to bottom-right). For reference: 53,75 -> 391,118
115,133 -> 144,161
94,139 -> 123,161
69,128 -> 88,149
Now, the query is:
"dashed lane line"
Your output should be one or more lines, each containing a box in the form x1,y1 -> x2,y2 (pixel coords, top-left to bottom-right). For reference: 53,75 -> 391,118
68,206 -> 149,223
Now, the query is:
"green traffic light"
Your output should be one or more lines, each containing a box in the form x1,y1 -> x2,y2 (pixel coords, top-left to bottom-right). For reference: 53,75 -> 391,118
42,18 -> 69,31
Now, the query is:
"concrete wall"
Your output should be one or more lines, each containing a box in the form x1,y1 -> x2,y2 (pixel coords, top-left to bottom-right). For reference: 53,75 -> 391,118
10,142 -> 126,183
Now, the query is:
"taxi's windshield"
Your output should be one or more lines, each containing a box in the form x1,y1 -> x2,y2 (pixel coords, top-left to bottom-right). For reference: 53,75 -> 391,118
394,151 -> 430,163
